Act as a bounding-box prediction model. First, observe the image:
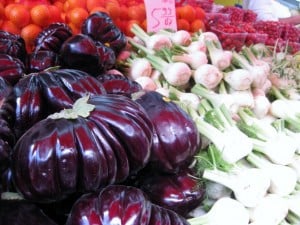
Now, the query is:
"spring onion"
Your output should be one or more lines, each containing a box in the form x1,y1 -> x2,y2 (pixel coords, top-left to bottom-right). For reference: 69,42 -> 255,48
247,152 -> 297,196
248,194 -> 289,224
202,166 -> 270,207
189,104 -> 253,164
206,40 -> 232,71
238,108 -> 298,165
128,57 -> 152,80
135,76 -> 157,91
205,180 -> 232,200
130,24 -> 172,50
187,197 -> 250,225
128,38 -> 192,87
223,69 -> 253,91
168,85 -> 201,110
252,88 -> 271,119
231,51 -> 268,89
158,29 -> 192,46
172,51 -> 208,70
192,64 -> 223,89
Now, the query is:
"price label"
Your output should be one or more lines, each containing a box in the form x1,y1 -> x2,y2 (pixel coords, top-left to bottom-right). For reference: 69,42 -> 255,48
143,0 -> 177,32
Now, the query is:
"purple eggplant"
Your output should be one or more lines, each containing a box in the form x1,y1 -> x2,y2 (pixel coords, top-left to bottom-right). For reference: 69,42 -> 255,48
0,53 -> 25,85
34,22 -> 73,54
13,68 -> 107,138
0,168 -> 15,194
138,169 -> 206,216
97,73 -> 142,97
65,185 -> 189,225
26,50 -> 60,73
81,12 -> 127,54
12,94 -> 153,202
59,34 -> 101,75
0,30 -> 27,63
0,77 -> 16,175
134,91 -> 201,173
95,41 -> 116,72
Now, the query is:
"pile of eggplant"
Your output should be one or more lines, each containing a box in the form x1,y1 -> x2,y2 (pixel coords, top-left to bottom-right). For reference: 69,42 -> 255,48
0,11 -> 206,225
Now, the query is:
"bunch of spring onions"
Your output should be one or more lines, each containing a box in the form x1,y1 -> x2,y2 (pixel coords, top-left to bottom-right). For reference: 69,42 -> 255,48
115,26 -> 300,225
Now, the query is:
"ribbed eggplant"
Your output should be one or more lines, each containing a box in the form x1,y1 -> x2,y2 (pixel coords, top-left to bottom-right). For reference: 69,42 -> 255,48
0,77 -> 16,175
0,30 -> 27,63
12,94 -> 153,202
138,169 -> 206,216
27,50 -> 60,73
34,22 -> 73,54
81,12 -> 127,54
0,199 -> 58,225
13,68 -> 106,138
65,185 -> 189,225
0,53 -> 25,85
97,73 -> 142,97
134,91 -> 200,173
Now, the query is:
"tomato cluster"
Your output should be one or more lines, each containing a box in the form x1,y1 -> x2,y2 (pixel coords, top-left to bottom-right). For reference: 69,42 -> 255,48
0,0 -> 207,52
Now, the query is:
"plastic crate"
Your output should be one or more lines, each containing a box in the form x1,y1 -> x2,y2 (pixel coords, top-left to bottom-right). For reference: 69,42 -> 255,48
204,13 -> 230,30
245,33 -> 268,46
210,27 -> 247,51
253,21 -> 284,40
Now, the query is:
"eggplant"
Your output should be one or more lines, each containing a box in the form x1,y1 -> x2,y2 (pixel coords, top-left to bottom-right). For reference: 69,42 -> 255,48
0,53 -> 25,85
11,94 -> 153,202
0,77 -> 16,175
134,91 -> 201,173
65,185 -> 189,225
138,169 -> 206,216
95,41 -> 116,72
149,204 -> 190,225
97,73 -> 142,97
59,34 -> 101,75
27,50 -> 60,73
34,22 -> 73,54
13,68 -> 107,138
0,168 -> 15,194
0,199 -> 58,225
81,12 -> 127,54
0,30 -> 27,63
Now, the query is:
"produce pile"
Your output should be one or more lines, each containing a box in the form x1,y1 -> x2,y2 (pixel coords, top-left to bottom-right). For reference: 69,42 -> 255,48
204,6 -> 300,53
0,2 -> 300,225
0,0 -> 207,52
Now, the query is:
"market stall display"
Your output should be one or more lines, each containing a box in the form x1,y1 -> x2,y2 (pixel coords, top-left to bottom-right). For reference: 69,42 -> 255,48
0,0 -> 300,225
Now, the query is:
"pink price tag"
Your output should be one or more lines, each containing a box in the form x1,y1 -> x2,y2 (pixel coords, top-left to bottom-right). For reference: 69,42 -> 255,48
144,0 -> 177,32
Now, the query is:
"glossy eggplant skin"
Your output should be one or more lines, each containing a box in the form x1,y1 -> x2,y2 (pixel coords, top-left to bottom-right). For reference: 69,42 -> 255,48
26,50 -> 60,73
81,12 -> 127,54
95,41 -> 116,72
0,30 -> 27,63
138,169 -> 206,216
0,53 -> 25,85
0,200 -> 58,225
34,22 -> 73,54
66,185 -> 189,225
13,68 -> 106,138
149,204 -> 190,225
12,94 -> 153,202
0,168 -> 14,195
66,185 -> 152,225
0,77 -> 16,175
97,73 -> 142,97
135,91 -> 201,173
59,34 -> 101,75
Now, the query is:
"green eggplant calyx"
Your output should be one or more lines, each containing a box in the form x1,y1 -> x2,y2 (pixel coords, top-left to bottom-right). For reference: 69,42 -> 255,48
48,95 -> 95,119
